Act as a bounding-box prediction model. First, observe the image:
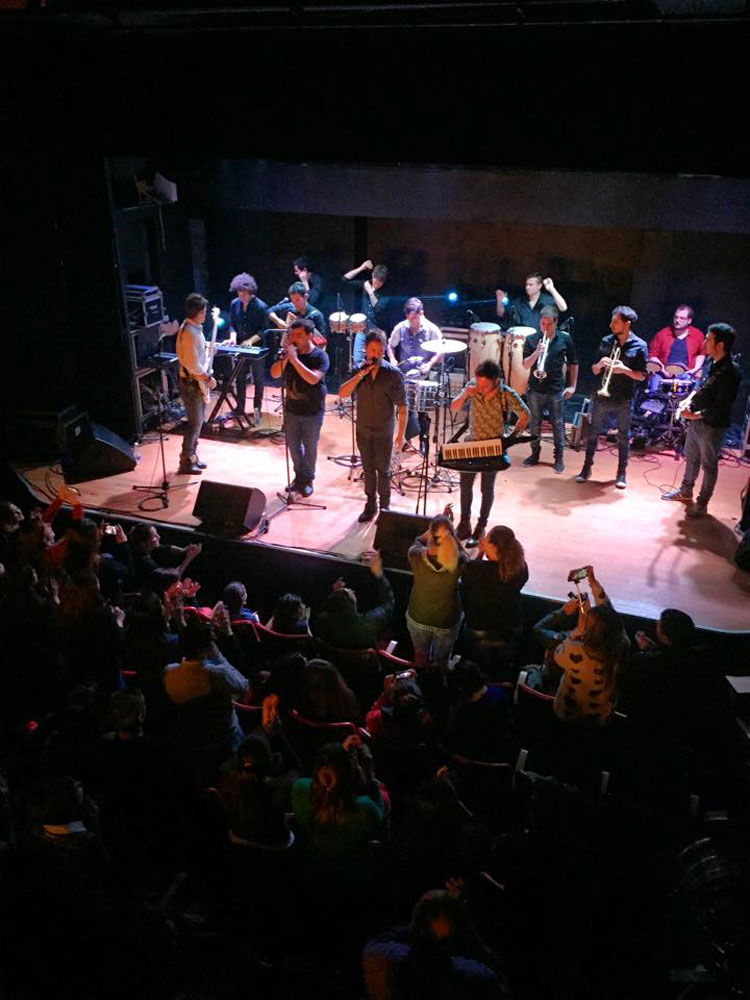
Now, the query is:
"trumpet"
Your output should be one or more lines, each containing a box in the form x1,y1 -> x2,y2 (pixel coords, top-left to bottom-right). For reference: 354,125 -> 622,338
597,344 -> 621,397
533,334 -> 552,380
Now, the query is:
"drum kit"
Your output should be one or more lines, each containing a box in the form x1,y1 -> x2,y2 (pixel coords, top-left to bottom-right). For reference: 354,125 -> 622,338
633,357 -> 698,452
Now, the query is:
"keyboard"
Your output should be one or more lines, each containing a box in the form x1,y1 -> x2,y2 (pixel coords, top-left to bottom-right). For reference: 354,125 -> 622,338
216,344 -> 270,359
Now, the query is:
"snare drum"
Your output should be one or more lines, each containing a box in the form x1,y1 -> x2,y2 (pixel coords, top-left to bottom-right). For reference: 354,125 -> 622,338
468,323 -> 503,377
406,380 -> 439,412
349,313 -> 367,334
329,311 -> 349,334
503,326 -> 536,396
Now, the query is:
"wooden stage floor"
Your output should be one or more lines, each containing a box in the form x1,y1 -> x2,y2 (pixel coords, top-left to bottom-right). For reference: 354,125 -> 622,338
19,392 -> 750,632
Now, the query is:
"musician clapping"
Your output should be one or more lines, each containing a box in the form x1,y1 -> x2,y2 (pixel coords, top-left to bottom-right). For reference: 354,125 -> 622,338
576,306 -> 647,490
449,360 -> 529,543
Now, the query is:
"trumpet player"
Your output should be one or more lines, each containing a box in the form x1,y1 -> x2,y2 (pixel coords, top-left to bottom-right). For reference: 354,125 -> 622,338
576,306 -> 647,489
521,306 -> 578,474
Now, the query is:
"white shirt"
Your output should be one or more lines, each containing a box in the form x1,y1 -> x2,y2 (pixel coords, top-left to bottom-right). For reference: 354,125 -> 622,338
176,320 -> 209,379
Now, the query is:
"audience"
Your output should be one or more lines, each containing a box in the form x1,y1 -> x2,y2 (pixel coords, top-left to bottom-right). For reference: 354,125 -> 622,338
0,490 -> 747,1000
295,658 -> 361,723
315,550 -> 394,649
461,524 -> 528,678
533,565 -> 627,726
444,659 -> 513,763
292,738 -> 385,889
266,592 -> 311,635
366,669 -> 434,746
163,615 -> 249,773
406,515 -> 468,668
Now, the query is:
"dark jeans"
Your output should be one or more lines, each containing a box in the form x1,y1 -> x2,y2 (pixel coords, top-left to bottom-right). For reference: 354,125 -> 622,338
460,470 -> 498,523
682,421 -> 726,503
357,429 -> 394,507
285,410 -> 324,485
584,396 -> 632,472
528,389 -> 565,458
178,378 -> 206,463
235,358 -> 265,413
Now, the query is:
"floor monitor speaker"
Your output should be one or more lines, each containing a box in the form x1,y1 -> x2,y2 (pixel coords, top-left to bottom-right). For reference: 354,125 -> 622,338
62,422 -> 137,483
373,510 -> 432,571
192,480 -> 266,536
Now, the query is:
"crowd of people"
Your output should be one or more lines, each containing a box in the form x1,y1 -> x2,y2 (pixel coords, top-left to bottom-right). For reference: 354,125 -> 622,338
0,488 -> 748,999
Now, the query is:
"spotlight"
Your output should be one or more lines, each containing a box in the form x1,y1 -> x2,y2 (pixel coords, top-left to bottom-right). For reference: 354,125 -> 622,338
446,291 -> 459,303
216,316 -> 226,327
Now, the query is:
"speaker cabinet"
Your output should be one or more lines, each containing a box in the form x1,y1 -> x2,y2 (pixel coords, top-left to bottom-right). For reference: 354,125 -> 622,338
62,421 -> 137,483
373,510 -> 432,571
192,480 -> 266,536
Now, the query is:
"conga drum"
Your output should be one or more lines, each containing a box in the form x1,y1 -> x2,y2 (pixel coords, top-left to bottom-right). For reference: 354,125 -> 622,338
349,313 -> 368,334
503,326 -> 536,395
329,311 -> 349,334
646,357 -> 664,394
468,322 -> 503,379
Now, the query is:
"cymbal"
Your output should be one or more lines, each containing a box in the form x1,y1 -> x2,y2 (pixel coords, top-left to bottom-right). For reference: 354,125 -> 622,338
422,338 -> 467,354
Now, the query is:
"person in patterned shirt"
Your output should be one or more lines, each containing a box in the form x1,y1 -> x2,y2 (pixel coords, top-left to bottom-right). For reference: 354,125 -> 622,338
532,565 -> 628,726
449,360 -> 529,542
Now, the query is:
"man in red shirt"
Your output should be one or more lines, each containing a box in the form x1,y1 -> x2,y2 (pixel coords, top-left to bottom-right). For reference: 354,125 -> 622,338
648,304 -> 705,374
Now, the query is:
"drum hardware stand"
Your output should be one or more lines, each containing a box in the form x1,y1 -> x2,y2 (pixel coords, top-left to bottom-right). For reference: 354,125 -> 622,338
131,389 -> 195,511
257,379 -> 326,535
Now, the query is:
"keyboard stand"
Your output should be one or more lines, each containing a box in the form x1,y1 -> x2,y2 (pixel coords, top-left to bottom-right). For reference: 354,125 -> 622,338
204,356 -> 253,434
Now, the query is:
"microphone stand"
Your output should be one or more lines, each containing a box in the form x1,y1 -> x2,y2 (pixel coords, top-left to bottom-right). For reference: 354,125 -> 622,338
131,386 -> 195,511
328,307 -> 362,476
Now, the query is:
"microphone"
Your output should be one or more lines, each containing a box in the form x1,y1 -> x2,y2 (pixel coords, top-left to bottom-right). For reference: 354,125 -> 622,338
466,308 -> 478,323
275,347 -> 287,360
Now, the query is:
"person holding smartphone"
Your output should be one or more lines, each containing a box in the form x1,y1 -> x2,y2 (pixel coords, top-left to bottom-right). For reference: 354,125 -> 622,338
532,565 -> 627,726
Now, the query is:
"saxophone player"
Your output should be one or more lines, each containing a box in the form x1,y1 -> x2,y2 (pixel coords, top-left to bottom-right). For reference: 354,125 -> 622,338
521,306 -> 578,474
576,306 -> 648,489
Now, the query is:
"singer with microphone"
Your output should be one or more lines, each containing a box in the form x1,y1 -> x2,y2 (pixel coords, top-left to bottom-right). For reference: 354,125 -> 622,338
338,329 -> 407,522
270,318 -> 330,498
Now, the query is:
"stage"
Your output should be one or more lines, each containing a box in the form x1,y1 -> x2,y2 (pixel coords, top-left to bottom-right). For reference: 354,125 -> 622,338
18,391 -> 750,633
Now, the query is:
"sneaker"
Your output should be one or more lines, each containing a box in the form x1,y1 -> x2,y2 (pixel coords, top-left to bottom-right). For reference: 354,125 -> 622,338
358,502 -> 377,523
662,487 -> 692,502
522,454 -> 540,467
554,457 -> 564,474
576,465 -> 592,483
299,483 -> 314,498
686,500 -> 708,519
285,480 -> 299,493
178,462 -> 203,475
615,471 -> 627,490
193,458 -> 207,470
253,408 -> 262,427
456,516 -> 472,540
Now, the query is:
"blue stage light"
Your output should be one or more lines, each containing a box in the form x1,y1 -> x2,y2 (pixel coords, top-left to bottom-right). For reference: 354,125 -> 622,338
447,291 -> 459,303
216,316 -> 226,327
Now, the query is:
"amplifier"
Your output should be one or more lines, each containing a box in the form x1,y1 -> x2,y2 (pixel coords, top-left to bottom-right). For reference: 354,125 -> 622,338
126,284 -> 164,330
